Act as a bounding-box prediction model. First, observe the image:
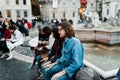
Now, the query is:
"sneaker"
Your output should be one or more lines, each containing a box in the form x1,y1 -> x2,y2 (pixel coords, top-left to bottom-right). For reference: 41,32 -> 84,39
0,54 -> 6,58
28,64 -> 33,70
6,56 -> 13,60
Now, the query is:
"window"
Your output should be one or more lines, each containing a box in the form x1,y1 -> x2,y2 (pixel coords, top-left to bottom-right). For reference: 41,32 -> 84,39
16,10 -> 21,17
0,11 -> 2,17
16,0 -> 19,5
6,10 -> 11,17
23,0 -> 26,5
6,0 -> 10,4
63,12 -> 65,18
107,9 -> 109,15
24,11 -> 28,17
72,3 -> 76,5
31,0 -> 36,2
73,12 -> 75,17
53,13 -> 55,19
62,3 -> 66,5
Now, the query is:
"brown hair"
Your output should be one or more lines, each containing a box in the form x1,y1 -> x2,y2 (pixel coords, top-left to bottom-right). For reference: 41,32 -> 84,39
9,25 -> 17,30
58,21 -> 75,38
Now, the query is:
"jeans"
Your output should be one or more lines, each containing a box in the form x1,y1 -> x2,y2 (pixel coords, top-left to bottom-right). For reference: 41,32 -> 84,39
44,64 -> 72,80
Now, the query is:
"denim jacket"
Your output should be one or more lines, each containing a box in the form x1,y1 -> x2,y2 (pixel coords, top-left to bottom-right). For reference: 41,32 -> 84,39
56,37 -> 84,78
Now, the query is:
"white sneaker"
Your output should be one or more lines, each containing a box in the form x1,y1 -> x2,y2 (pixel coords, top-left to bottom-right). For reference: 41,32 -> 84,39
6,56 -> 13,60
0,54 -> 6,58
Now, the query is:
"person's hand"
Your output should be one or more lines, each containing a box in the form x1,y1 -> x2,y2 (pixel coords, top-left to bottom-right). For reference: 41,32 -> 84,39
38,41 -> 42,44
44,63 -> 54,69
1,38 -> 5,41
45,62 -> 57,70
43,61 -> 51,67
42,41 -> 49,45
6,39 -> 12,42
51,70 -> 66,80
41,57 -> 48,62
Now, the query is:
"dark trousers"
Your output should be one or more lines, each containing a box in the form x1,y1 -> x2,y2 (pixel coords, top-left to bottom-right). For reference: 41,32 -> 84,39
0,41 -> 9,53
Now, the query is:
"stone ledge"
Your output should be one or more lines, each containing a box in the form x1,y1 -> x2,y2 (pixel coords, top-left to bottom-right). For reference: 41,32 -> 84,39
75,29 -> 120,45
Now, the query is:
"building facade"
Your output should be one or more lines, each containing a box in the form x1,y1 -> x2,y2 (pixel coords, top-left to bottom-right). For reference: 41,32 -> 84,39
39,0 -> 81,24
0,0 -> 32,21
102,0 -> 120,20
31,0 -> 40,16
37,0 -> 120,23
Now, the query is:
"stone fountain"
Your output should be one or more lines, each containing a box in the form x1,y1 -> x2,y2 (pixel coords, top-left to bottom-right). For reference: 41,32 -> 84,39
74,10 -> 120,45
74,10 -> 120,79
82,10 -> 101,28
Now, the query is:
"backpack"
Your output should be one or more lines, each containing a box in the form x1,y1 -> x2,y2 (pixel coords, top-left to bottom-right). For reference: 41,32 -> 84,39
27,22 -> 32,29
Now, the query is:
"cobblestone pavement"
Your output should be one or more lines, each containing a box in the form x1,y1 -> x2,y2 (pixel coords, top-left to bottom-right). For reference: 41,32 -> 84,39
0,22 -> 118,80
0,56 -> 39,80
15,22 -> 46,57
0,22 -> 42,80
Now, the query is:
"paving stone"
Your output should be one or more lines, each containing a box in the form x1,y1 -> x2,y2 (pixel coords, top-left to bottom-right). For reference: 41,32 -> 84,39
0,58 -> 39,80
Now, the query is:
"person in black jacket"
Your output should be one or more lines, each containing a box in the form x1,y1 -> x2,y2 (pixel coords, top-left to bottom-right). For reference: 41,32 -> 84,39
41,27 -> 63,65
0,17 -> 7,39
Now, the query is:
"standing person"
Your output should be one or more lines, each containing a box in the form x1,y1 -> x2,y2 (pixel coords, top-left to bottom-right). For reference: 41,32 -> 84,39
17,20 -> 26,36
0,17 -> 7,39
44,21 -> 84,80
5,25 -> 24,60
22,19 -> 29,36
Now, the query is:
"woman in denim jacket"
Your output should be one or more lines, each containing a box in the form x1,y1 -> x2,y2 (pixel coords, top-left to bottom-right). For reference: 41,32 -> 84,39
44,21 -> 84,80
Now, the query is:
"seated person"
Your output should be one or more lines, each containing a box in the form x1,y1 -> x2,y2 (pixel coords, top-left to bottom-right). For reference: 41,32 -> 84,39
28,26 -> 54,69
1,25 -> 24,60
117,68 -> 120,79
38,27 -> 63,79
0,19 -> 11,51
0,20 -> 12,57
0,29 -> 11,52
44,21 -> 84,80
41,27 -> 63,66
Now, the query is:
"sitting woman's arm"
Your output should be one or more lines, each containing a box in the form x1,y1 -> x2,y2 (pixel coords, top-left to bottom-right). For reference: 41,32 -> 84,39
45,34 -> 55,50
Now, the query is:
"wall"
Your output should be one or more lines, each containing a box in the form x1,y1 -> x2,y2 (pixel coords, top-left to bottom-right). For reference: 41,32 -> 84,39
41,0 -> 80,23
102,0 -> 117,20
0,0 -> 32,22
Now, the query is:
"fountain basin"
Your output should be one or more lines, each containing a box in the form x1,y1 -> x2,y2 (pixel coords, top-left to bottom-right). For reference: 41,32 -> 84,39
75,29 -> 120,45
83,43 -> 120,79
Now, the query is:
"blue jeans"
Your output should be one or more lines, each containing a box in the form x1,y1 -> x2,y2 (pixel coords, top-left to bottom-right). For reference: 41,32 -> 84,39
117,68 -> 120,80
44,64 -> 72,80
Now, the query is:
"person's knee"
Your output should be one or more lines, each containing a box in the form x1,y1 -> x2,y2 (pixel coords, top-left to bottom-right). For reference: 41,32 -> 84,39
36,55 -> 41,61
57,75 -> 70,80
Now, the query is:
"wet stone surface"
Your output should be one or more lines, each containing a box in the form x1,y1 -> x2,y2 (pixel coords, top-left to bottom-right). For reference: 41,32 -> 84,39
0,58 -> 39,80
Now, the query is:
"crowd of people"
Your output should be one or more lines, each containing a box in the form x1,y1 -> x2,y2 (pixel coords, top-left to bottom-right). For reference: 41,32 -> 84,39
28,21 -> 84,80
1,16 -> 119,80
0,16 -> 33,60
0,15 -> 120,80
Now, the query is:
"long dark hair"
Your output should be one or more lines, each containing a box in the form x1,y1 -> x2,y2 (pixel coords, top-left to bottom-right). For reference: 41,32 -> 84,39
43,26 -> 51,37
9,25 -> 17,30
52,27 -> 60,40
58,21 -> 75,38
